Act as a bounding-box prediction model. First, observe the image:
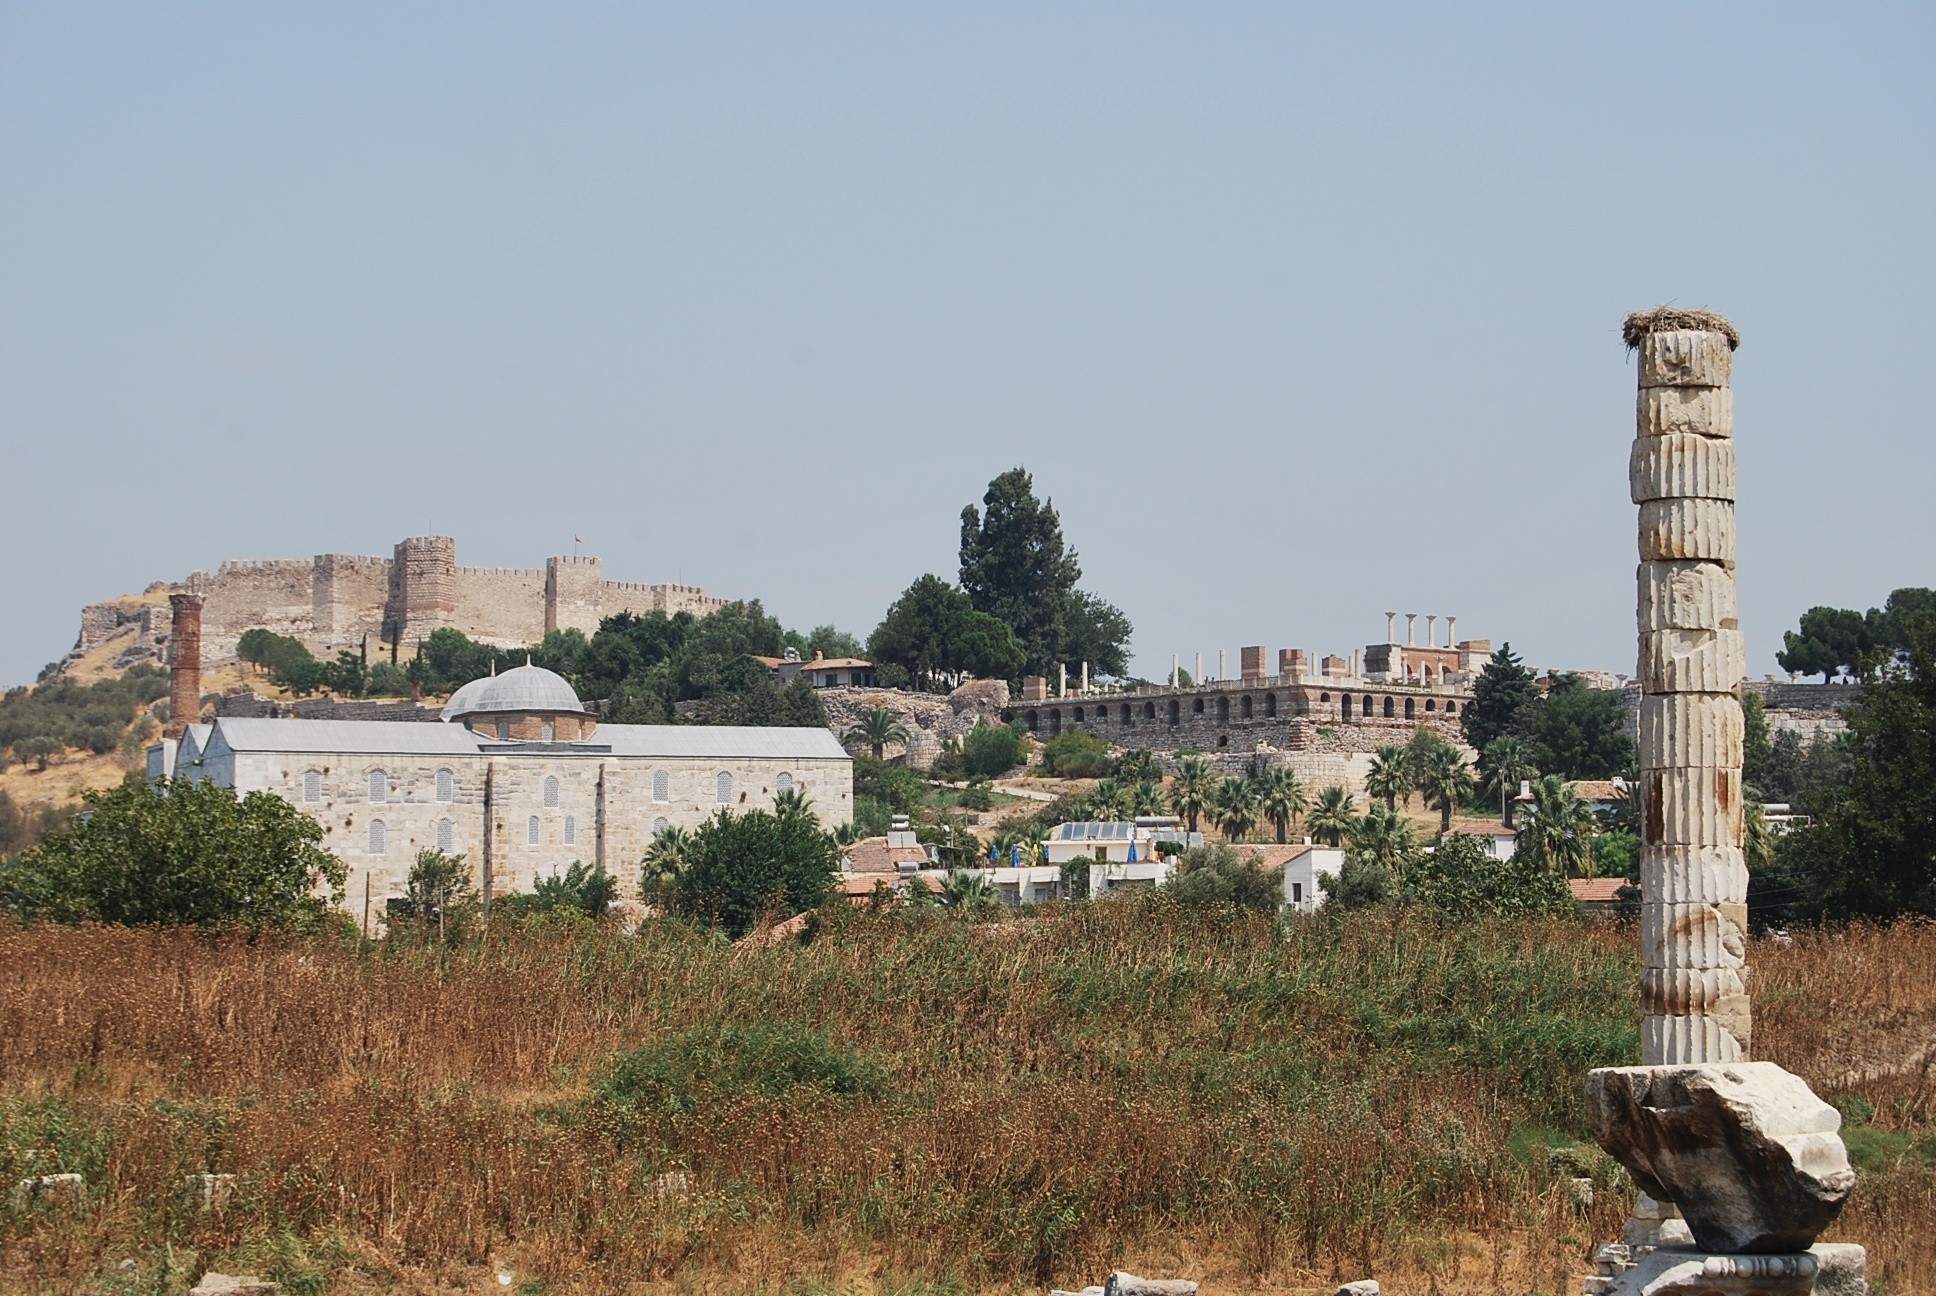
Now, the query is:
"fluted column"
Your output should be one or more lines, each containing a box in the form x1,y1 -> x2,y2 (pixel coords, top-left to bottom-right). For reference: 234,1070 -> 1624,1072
1626,308 -> 1748,1065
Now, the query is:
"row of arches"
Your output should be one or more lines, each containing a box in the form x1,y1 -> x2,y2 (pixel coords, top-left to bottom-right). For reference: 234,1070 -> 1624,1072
1016,690 -> 1457,734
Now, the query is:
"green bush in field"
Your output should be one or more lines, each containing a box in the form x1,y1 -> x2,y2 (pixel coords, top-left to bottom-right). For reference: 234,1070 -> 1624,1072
1040,730 -> 1112,779
962,722 -> 1024,778
0,665 -> 168,763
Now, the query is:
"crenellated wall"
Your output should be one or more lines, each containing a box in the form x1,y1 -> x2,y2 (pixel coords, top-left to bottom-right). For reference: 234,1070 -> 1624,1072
70,537 -> 732,672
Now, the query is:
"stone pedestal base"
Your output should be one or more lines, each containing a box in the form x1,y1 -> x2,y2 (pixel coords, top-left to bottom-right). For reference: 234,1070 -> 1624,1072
1583,1246 -> 1865,1296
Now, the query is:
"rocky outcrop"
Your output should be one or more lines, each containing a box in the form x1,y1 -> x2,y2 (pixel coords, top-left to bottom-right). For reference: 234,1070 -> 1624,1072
1586,1063 -> 1855,1253
819,683 -> 1012,769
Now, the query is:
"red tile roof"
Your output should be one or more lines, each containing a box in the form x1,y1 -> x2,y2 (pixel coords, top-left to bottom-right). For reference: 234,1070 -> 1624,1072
801,658 -> 872,671
1570,780 -> 1628,804
1570,878 -> 1631,903
843,836 -> 929,873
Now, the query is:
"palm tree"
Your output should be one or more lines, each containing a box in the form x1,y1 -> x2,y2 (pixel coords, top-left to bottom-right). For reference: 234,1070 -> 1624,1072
773,785 -> 817,824
1089,779 -> 1130,820
936,870 -> 998,914
639,824 -> 693,901
844,706 -> 909,760
1307,786 -> 1357,847
1366,745 -> 1408,811
1169,755 -> 1215,834
1518,775 -> 1598,877
1418,745 -> 1474,835
1481,737 -> 1536,828
1128,779 -> 1166,818
1254,764 -> 1309,844
1212,776 -> 1260,843
1349,802 -> 1415,876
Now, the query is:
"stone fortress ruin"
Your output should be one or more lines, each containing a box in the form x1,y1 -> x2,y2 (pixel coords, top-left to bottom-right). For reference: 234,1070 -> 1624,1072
69,535 -> 727,671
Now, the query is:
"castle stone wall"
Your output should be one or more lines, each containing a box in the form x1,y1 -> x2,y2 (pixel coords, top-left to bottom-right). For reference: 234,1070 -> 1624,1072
192,559 -> 320,661
312,555 -> 391,650
450,566 -> 548,646
72,536 -> 728,675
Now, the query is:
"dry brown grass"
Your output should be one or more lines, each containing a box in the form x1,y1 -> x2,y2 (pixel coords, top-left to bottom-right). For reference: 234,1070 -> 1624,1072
0,911 -> 1930,1296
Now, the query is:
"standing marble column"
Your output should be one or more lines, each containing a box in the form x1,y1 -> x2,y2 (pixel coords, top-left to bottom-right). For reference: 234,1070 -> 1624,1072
1626,308 -> 1748,1065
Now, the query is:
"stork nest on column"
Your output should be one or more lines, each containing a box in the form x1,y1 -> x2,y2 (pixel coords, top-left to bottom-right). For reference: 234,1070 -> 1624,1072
1623,307 -> 1740,350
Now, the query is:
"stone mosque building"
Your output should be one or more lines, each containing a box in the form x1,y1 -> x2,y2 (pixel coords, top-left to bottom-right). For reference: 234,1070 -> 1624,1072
151,646 -> 851,924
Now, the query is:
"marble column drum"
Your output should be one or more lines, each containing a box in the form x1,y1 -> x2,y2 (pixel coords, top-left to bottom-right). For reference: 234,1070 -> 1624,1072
1627,312 -> 1747,1065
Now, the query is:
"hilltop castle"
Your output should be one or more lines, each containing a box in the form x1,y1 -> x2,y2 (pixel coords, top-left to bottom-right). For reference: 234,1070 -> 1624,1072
74,536 -> 727,669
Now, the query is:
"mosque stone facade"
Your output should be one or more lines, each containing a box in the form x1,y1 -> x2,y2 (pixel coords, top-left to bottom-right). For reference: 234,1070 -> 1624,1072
151,664 -> 850,924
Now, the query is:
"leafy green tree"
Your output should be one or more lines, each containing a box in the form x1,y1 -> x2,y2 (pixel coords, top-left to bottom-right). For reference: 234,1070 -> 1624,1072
845,706 -> 911,761
390,847 -> 479,943
1,778 -> 345,929
1480,736 -> 1537,828
1408,833 -> 1573,920
0,665 -> 171,765
1168,755 -> 1215,834
1211,776 -> 1259,842
1594,829 -> 1639,879
1777,606 -> 1870,681
1365,745 -> 1408,811
525,861 -> 620,918
1516,775 -> 1599,878
15,736 -> 60,771
958,468 -> 1083,675
1462,643 -> 1539,752
962,722 -> 1024,778
1418,744 -> 1475,834
1058,591 -> 1134,680
1128,779 -> 1165,817
322,650 -> 369,697
1777,622 -> 1936,919
1528,675 -> 1635,780
1039,730 -> 1112,779
957,468 -> 1132,679
1319,852 -> 1393,910
806,626 -> 865,660
1164,843 -> 1279,912
667,807 -> 840,937
1088,779 -> 1130,820
1254,764 -> 1308,844
1306,786 -> 1356,847
868,575 -> 1025,688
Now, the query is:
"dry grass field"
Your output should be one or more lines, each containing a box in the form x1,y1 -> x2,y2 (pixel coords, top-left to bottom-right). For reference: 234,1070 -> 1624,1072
0,909 -> 1930,1296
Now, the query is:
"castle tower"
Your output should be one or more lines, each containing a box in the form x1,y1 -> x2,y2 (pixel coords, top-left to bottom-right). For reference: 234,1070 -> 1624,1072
165,592 -> 204,740
545,555 -> 604,636
390,536 -> 457,645
1625,308 -> 1747,1065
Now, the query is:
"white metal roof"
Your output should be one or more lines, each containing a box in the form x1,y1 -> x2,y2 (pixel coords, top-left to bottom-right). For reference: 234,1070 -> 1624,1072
212,717 -> 484,756
205,716 -> 848,762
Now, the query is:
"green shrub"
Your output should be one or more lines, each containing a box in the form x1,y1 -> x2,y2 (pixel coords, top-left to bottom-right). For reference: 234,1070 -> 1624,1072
1164,843 -> 1280,912
597,1023 -> 886,1119
1040,730 -> 1112,779
961,722 -> 1023,778
0,665 -> 168,763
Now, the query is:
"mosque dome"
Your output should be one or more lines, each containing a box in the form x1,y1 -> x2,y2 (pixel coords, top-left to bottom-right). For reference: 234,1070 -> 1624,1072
441,663 -> 587,723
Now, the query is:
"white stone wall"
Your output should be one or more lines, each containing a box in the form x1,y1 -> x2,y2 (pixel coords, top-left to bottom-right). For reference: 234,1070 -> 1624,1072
221,748 -> 851,921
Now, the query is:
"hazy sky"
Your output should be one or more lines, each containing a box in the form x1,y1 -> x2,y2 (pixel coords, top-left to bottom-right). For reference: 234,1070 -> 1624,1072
4,5 -> 1931,689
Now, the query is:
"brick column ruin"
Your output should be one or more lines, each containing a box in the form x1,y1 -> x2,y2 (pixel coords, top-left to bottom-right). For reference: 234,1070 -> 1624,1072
165,592 -> 205,740
1627,308 -> 1748,1065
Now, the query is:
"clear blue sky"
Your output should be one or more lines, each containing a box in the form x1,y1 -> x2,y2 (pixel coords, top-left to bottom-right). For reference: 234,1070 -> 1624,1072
3,5 -> 1931,689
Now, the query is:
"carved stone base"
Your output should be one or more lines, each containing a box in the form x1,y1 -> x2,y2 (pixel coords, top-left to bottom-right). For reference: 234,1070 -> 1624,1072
1583,1246 -> 1865,1296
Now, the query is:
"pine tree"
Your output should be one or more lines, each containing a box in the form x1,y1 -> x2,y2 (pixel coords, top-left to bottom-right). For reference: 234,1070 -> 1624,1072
1462,643 -> 1539,753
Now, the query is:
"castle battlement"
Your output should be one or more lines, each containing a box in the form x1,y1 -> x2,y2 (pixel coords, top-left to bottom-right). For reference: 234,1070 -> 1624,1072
73,538 -> 728,665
